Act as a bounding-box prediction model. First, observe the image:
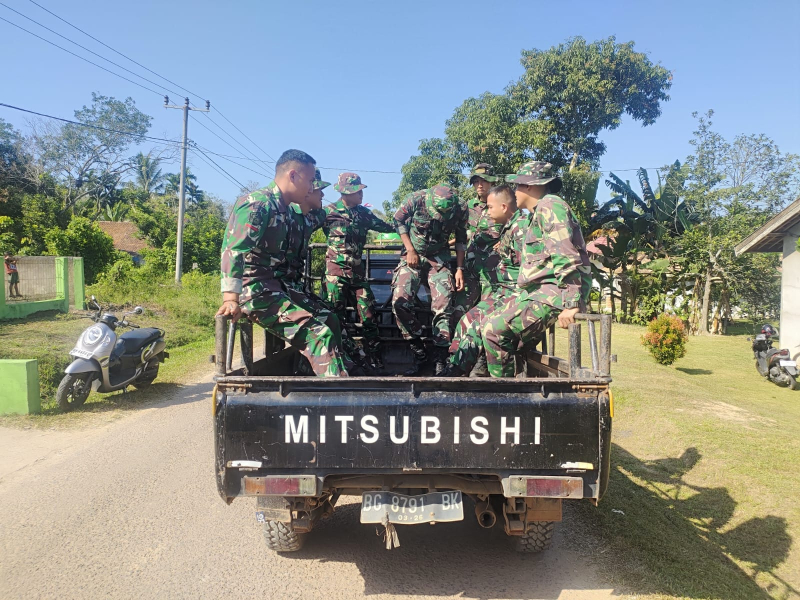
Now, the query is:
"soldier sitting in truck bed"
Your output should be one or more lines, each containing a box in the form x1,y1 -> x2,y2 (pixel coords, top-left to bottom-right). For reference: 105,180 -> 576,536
482,162 -> 592,378
216,150 -> 350,377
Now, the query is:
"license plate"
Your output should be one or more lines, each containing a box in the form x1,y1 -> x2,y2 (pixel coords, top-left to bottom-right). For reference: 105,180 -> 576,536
360,491 -> 463,525
69,348 -> 94,360
780,360 -> 796,367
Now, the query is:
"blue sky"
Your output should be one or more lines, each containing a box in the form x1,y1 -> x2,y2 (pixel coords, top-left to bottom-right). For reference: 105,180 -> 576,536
1,0 -> 799,208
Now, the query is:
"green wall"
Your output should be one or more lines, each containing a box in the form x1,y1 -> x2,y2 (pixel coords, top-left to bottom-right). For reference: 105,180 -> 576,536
0,359 -> 40,415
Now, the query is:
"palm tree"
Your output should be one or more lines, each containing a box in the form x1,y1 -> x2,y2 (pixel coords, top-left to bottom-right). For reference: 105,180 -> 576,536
134,152 -> 165,195
589,162 -> 694,320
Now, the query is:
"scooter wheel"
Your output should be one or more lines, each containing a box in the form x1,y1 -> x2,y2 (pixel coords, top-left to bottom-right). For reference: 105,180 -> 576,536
56,373 -> 93,412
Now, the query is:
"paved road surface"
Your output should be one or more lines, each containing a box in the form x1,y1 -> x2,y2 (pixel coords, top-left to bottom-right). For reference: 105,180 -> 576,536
0,378 -> 617,600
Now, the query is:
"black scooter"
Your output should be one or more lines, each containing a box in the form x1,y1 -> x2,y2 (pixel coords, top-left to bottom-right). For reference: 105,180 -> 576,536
749,324 -> 799,390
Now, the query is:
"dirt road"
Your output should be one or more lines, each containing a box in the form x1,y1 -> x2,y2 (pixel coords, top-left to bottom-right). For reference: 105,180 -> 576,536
0,378 -> 617,600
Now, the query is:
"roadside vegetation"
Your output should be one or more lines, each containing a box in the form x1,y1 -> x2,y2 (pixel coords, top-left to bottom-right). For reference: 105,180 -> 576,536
0,272 -> 219,426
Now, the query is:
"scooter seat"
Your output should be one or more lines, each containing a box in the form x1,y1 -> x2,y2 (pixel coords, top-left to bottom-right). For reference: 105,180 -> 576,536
116,328 -> 163,355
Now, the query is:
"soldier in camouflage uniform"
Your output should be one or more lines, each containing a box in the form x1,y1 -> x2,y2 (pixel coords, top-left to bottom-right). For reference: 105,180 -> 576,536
216,150 -> 349,377
447,184 -> 530,376
285,169 -> 329,292
322,173 -> 395,368
392,184 -> 467,375
452,163 -> 503,325
481,162 -> 592,378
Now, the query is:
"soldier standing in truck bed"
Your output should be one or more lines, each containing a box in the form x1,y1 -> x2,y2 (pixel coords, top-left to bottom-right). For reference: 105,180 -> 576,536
482,162 -> 592,378
217,150 -> 349,377
322,173 -> 395,369
452,163 -> 502,325
392,184 -> 467,376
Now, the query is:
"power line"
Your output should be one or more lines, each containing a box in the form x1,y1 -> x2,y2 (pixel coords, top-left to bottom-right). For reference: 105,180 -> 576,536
0,15 -> 165,98
191,150 -> 243,193
0,101 -> 184,146
191,143 -> 271,180
193,147 -> 246,189
18,0 -> 277,175
0,3 -> 186,101
195,110 -> 274,177
26,0 -> 208,103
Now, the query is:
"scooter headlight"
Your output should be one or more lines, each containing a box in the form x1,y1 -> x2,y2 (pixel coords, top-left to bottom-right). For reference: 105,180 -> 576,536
83,326 -> 104,346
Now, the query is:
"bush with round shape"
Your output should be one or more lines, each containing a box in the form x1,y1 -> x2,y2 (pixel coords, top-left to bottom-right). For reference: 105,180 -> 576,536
641,313 -> 688,366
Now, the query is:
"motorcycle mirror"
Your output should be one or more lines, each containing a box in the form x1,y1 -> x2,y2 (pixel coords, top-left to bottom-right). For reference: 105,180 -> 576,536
91,295 -> 96,302
134,306 -> 144,315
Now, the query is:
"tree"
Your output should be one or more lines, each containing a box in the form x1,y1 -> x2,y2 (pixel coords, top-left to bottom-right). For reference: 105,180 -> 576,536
133,151 -> 165,195
510,36 -> 673,170
30,93 -> 152,214
45,217 -> 116,283
589,163 -> 692,322
391,37 -> 672,212
682,111 -> 799,334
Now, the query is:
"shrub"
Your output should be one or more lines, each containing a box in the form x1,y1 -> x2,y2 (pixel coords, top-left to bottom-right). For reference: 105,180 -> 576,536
45,217 -> 116,283
641,313 -> 688,366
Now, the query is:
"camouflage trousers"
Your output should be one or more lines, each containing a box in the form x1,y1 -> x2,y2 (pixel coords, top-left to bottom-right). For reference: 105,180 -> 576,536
391,255 -> 454,348
451,275 -> 493,326
242,287 -> 348,377
324,273 -> 381,346
448,292 -> 503,373
482,290 -> 558,378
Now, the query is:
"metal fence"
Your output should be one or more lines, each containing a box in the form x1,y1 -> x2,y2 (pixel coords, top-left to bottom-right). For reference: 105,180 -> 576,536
4,256 -> 82,307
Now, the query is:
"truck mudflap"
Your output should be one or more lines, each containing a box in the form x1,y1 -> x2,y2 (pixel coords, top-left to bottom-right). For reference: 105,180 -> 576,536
214,378 -> 612,502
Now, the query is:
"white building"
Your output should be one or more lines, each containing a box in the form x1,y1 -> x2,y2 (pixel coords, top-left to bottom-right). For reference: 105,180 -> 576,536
735,198 -> 800,360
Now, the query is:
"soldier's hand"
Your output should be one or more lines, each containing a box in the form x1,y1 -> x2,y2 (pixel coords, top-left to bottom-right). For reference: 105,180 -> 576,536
455,269 -> 465,292
557,307 -> 580,329
406,249 -> 420,268
216,298 -> 243,323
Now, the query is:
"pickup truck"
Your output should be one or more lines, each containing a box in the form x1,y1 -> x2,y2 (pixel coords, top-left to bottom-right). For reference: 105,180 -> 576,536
212,244 -> 613,554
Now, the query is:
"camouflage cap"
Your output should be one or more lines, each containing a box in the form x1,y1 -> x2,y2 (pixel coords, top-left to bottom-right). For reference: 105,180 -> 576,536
469,163 -> 500,184
425,184 -> 458,215
334,172 -> 367,194
313,169 -> 331,191
503,161 -> 559,186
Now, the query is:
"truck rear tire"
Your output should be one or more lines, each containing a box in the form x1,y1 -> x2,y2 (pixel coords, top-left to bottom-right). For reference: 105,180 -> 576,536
512,521 -> 554,553
262,520 -> 305,552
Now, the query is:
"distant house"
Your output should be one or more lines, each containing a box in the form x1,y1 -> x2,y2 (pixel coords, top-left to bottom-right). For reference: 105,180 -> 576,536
735,197 -> 800,361
96,221 -> 151,265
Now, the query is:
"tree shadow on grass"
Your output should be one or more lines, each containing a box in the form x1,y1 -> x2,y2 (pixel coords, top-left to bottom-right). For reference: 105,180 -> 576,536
676,367 -> 714,375
574,444 -> 795,599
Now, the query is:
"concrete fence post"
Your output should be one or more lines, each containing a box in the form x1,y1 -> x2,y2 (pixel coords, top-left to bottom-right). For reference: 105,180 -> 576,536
55,257 -> 69,313
0,268 -> 6,320
0,359 -> 41,415
72,257 -> 85,309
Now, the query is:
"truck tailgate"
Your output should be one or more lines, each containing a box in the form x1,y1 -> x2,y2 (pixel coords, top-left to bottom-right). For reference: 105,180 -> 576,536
216,377 -> 610,472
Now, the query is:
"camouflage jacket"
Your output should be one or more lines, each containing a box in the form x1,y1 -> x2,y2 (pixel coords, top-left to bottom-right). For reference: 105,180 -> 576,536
220,181 -> 293,302
495,209 -> 531,293
393,191 -> 467,260
285,205 -> 326,288
465,198 -> 502,281
323,199 -> 394,277
517,194 -> 592,308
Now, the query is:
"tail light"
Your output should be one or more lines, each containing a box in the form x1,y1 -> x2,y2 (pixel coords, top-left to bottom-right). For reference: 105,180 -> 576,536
507,476 -> 584,499
243,475 -> 317,496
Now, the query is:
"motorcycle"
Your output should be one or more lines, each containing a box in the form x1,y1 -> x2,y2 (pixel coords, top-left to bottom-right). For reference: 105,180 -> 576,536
749,324 -> 800,390
57,296 -> 168,411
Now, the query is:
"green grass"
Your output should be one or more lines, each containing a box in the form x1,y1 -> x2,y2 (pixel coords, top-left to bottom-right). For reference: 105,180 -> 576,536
567,323 -> 800,600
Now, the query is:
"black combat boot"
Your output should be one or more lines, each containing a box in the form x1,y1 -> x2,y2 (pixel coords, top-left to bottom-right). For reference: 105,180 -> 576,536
434,346 -> 449,377
366,340 -> 384,371
403,339 -> 427,376
469,352 -> 490,377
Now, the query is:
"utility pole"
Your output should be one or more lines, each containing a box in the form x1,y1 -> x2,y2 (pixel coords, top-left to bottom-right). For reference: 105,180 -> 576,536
164,96 -> 210,284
